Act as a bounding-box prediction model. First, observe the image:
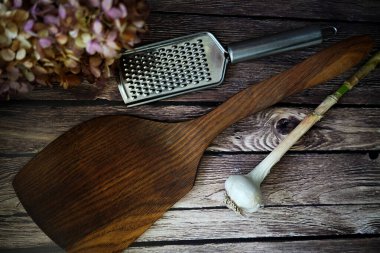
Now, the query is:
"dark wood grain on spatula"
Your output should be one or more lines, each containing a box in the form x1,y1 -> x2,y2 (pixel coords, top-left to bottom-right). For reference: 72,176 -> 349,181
13,36 -> 373,253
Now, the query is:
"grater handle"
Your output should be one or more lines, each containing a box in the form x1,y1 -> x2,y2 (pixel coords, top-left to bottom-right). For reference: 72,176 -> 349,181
227,25 -> 335,64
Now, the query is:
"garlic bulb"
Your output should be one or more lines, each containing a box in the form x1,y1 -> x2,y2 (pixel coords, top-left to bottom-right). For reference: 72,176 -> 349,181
225,175 -> 262,213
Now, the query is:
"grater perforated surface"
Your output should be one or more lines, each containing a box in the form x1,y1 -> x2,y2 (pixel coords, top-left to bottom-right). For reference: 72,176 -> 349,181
118,32 -> 228,106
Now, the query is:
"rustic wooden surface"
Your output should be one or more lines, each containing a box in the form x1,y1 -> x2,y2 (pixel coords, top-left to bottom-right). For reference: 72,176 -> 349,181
11,36 -> 373,253
1,1 -> 380,252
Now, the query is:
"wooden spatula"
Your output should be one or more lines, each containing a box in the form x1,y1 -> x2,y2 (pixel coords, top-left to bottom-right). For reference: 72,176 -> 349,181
13,36 -> 373,253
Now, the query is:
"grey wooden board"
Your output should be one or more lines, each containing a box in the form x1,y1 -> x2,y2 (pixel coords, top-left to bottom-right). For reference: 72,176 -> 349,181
149,0 -> 380,22
2,238 -> 380,253
2,1 -> 380,252
0,105 -> 379,154
1,152 -> 379,248
1,205 -> 379,248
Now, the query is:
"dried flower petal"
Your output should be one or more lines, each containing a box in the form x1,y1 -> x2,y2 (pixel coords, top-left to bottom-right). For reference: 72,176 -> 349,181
58,5 -> 66,19
56,33 -> 68,45
12,9 -> 29,22
23,59 -> 33,68
6,64 -> 20,81
13,0 -> 23,8
89,55 -> 102,67
6,22 -> 18,39
93,20 -> 103,35
39,37 -> 52,48
33,65 -> 48,75
86,40 -> 102,55
23,19 -> 34,33
17,34 -> 32,49
16,48 -> 26,60
21,68 -> 35,82
69,29 -> 78,38
64,58 -> 78,68
0,48 -> 15,61
44,15 -> 59,26
88,0 -> 100,7
119,3 -> 127,18
106,7 -> 123,19
0,0 -> 149,98
102,0 -> 112,12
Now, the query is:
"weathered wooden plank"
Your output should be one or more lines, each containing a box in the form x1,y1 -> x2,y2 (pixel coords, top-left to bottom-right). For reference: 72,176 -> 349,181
0,105 -> 379,154
128,238 -> 380,253
1,204 -> 379,248
2,153 -> 379,247
150,1 -> 380,22
137,206 -> 380,242
2,238 -> 379,253
179,153 -> 380,208
1,153 -> 379,248
12,15 -> 380,104
1,152 -> 379,214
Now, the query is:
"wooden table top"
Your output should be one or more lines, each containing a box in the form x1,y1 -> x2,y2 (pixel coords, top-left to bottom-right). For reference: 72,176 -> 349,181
1,1 -> 380,252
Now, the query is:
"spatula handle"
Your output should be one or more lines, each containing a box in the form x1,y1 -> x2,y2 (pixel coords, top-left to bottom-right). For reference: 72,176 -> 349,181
196,36 -> 374,142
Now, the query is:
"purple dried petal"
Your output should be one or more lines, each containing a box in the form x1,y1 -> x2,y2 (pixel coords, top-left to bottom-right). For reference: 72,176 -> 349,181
39,38 -> 52,48
92,20 -> 103,35
13,0 -> 22,8
86,41 -> 102,55
106,7 -> 123,19
58,5 -> 66,19
89,0 -> 100,7
119,3 -> 128,18
102,0 -> 113,12
106,39 -> 119,50
31,3 -> 38,19
107,30 -> 117,42
44,15 -> 59,26
102,45 -> 116,58
49,25 -> 58,34
24,19 -> 34,33
68,0 -> 79,8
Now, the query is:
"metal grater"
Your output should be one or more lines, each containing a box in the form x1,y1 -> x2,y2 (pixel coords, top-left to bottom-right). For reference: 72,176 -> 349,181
118,26 -> 336,106
118,33 -> 227,106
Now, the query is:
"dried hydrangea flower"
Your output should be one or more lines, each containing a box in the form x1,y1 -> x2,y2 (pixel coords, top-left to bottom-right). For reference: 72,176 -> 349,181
0,0 -> 149,99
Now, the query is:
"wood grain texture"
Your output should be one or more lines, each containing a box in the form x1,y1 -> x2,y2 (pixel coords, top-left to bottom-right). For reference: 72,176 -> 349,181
1,204 -> 379,248
11,37 -> 374,252
128,238 -> 380,253
2,152 -> 380,249
2,237 -> 380,253
2,152 -> 379,224
150,0 -> 380,22
1,105 -> 379,154
14,15 -> 380,104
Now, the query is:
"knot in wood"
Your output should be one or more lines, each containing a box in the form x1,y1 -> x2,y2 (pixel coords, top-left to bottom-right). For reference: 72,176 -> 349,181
275,116 -> 301,135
